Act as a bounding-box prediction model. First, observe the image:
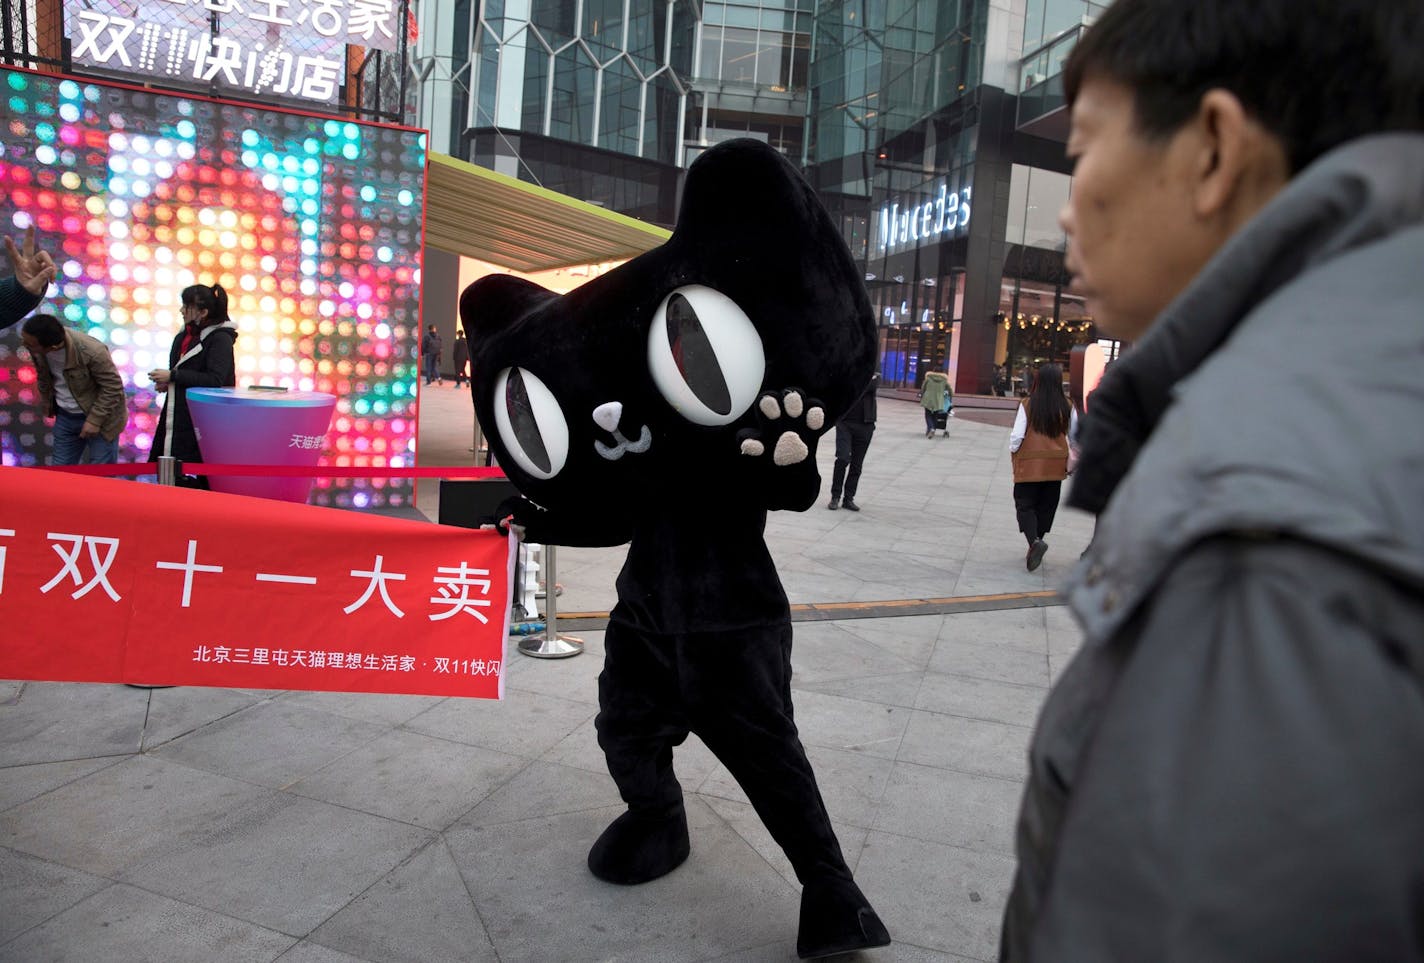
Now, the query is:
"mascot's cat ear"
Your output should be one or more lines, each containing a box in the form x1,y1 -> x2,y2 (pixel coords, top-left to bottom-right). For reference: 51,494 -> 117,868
673,138 -> 820,252
459,274 -> 558,336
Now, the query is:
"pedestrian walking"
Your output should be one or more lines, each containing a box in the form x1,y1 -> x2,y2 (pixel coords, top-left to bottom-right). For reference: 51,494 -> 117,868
422,324 -> 443,385
828,373 -> 877,511
919,369 -> 951,438
1008,362 -> 1075,571
452,328 -> 469,388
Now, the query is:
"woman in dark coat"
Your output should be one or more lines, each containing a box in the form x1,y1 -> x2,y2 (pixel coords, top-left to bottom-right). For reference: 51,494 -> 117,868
147,282 -> 238,486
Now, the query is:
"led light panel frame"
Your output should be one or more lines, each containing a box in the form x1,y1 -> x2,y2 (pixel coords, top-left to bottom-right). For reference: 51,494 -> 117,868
0,66 -> 426,510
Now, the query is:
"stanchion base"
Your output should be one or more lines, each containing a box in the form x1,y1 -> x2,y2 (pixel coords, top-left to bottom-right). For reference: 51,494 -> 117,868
517,633 -> 585,659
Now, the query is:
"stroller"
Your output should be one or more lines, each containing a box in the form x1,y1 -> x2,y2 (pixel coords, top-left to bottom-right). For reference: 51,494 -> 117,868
932,397 -> 952,436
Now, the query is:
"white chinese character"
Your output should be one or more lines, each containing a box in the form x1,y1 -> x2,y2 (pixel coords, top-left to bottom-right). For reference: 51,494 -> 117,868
346,652 -> 362,668
398,655 -> 415,672
299,0 -> 344,35
434,657 -> 450,674
252,647 -> 271,664
273,648 -> 289,666
381,654 -> 397,671
287,433 -> 304,448
362,654 -> 380,669
73,12 -> 136,66
486,660 -> 502,676
470,659 -> 485,675
291,650 -> 308,667
232,648 -> 251,663
155,539 -> 224,608
248,0 -> 294,25
0,528 -> 14,595
203,0 -> 245,13
327,651 -> 344,668
310,650 -> 326,667
346,0 -> 393,42
429,562 -> 492,623
250,46 -> 294,95
40,532 -> 123,602
344,555 -> 407,617
197,36 -> 246,85
292,55 -> 341,101
193,644 -> 212,662
213,646 -> 232,663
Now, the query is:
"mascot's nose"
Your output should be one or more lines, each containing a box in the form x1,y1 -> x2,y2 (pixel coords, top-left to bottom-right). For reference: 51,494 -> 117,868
592,401 -> 622,433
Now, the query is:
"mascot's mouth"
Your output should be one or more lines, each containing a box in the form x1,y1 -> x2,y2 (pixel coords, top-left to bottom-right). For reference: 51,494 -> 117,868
592,401 -> 652,461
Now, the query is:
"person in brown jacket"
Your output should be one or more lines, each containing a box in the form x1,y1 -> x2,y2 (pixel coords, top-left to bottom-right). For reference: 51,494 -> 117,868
20,313 -> 129,464
1008,362 -> 1077,570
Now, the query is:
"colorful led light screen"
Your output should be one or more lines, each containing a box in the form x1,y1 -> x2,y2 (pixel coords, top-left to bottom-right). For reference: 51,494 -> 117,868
0,66 -> 425,510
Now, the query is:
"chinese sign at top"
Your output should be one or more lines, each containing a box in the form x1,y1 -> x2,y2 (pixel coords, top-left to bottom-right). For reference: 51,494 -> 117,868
66,0 -> 403,106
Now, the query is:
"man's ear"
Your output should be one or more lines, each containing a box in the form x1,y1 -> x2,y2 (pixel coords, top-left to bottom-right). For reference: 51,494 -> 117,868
1192,88 -> 1290,225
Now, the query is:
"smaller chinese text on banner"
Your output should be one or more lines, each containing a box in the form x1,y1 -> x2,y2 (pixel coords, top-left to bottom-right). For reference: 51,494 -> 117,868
0,469 -> 514,699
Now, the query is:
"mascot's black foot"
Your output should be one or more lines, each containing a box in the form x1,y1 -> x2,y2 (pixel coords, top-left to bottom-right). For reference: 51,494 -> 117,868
796,877 -> 891,959
587,808 -> 690,885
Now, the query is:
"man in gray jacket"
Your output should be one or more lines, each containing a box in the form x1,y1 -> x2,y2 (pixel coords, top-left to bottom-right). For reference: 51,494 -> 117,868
1001,1 -> 1424,960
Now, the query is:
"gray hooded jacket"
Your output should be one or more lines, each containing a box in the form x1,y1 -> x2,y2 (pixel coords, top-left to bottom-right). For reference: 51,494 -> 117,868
1002,134 -> 1424,961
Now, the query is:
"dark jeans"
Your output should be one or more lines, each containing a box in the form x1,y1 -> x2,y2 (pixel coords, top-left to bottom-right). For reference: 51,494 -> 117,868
831,421 -> 874,499
1014,480 -> 1062,544
595,621 -> 852,886
424,354 -> 440,384
51,410 -> 118,465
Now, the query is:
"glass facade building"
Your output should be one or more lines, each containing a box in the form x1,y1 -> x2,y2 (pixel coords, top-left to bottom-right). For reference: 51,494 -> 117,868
413,0 -> 1111,393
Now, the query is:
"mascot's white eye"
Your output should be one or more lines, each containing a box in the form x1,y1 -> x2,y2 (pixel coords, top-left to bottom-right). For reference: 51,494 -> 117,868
492,367 -> 569,480
648,284 -> 765,426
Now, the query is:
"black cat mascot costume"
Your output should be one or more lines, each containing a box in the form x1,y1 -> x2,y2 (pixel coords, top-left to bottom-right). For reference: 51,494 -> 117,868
461,138 -> 890,959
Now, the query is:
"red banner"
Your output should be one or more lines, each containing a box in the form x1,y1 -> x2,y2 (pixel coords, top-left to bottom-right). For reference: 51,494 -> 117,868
0,468 -> 514,698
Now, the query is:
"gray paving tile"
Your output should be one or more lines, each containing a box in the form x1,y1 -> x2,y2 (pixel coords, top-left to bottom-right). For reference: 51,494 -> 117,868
0,757 -> 119,813
698,743 -> 894,832
288,729 -> 526,830
0,683 -> 147,766
0,882 -> 295,963
935,607 -> 1051,655
403,689 -> 597,759
873,762 -> 1023,857
273,943 -> 377,963
0,755 -> 272,876
0,847 -> 111,945
278,690 -> 448,727
897,710 -> 1033,782
926,637 -> 1050,689
836,615 -> 946,669
701,791 -> 870,888
914,672 -> 1048,730
799,671 -> 925,710
792,689 -> 912,760
455,760 -> 621,828
445,798 -> 798,963
855,831 -> 1016,963
138,686 -> 274,750
118,792 -> 433,936
307,838 -> 497,963
149,700 -> 390,789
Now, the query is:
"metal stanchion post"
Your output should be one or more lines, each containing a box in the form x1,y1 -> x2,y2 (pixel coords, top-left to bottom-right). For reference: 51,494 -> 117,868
131,455 -> 181,688
517,544 -> 583,659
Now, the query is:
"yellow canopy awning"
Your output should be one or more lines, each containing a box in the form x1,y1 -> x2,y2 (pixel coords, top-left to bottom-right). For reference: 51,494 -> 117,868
424,152 -> 672,273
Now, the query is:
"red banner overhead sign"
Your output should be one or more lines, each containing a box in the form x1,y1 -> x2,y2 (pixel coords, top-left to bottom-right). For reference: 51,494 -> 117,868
0,468 -> 514,699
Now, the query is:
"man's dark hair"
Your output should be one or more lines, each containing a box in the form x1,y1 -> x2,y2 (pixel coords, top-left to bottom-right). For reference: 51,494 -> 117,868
1064,0 -> 1424,173
21,313 -> 66,349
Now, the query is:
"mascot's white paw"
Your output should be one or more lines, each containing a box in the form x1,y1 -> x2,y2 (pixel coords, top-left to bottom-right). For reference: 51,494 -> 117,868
773,430 -> 809,466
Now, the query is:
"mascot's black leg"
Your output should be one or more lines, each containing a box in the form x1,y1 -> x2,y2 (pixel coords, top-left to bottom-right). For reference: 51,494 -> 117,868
685,624 -> 891,959
589,621 -> 692,885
